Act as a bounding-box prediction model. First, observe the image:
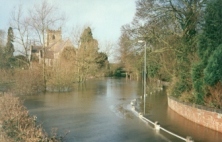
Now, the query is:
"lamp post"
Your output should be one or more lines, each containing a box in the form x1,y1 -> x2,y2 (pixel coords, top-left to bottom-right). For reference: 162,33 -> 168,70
138,40 -> 146,115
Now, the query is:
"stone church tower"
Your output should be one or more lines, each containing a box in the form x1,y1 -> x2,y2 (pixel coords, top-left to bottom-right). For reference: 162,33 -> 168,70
46,28 -> 62,46
31,27 -> 73,66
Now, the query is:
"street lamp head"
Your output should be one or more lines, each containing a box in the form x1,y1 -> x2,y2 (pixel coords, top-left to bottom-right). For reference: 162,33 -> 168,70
138,40 -> 145,43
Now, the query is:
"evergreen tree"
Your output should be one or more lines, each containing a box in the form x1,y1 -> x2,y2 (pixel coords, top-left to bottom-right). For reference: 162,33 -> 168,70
5,27 -> 14,59
0,30 -> 5,68
0,44 -> 4,68
204,45 -> 222,86
192,0 -> 222,104
80,27 -> 94,43
1,27 -> 15,68
96,52 -> 108,69
77,27 -> 99,82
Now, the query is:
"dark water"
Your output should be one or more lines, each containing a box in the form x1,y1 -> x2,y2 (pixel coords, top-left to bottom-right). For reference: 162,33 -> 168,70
23,78 -> 222,142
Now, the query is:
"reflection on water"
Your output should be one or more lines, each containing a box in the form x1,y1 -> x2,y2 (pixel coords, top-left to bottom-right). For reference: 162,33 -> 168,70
23,78 -> 222,142
140,86 -> 222,142
24,78 -> 169,142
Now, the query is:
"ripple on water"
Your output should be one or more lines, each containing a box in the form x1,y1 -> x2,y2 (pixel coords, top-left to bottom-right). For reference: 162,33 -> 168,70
109,104 -> 134,119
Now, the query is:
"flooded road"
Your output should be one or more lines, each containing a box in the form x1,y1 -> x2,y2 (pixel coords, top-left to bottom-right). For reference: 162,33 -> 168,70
23,78 -> 222,142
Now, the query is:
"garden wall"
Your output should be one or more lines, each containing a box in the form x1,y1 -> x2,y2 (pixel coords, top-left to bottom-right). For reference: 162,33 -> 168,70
168,96 -> 222,133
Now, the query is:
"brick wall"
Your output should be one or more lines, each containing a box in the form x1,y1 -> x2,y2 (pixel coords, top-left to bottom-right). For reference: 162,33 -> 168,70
168,96 -> 222,133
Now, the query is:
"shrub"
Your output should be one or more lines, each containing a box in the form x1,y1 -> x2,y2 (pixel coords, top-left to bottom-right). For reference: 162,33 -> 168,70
0,94 -> 65,142
46,62 -> 75,92
205,83 -> 222,109
12,67 -> 44,95
191,62 -> 205,104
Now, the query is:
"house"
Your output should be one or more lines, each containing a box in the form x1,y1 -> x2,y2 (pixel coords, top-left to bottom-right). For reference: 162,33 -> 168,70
31,28 -> 73,66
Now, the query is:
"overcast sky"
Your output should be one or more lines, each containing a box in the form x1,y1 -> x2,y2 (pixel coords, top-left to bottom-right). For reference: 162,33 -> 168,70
0,0 -> 136,43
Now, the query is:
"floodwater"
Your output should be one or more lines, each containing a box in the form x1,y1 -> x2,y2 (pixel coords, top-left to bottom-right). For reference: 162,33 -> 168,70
23,78 -> 222,142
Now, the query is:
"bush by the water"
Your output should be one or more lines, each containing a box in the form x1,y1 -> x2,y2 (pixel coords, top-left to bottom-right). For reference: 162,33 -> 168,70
13,68 -> 45,95
0,94 -> 65,142
0,66 -> 45,95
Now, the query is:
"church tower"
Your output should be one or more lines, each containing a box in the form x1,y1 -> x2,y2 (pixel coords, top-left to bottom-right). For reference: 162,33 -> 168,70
46,28 -> 62,46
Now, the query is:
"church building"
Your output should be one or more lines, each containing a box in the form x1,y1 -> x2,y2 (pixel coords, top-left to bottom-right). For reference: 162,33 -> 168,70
31,28 -> 73,66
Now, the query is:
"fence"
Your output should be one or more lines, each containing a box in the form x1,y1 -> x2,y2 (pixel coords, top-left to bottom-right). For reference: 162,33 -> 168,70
130,99 -> 194,142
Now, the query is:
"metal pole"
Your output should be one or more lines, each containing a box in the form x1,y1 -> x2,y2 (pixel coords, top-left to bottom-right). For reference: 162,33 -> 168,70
144,42 -> 146,115
138,40 -> 147,115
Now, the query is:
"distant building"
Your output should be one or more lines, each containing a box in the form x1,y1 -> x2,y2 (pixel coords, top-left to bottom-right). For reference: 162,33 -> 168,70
31,28 -> 73,66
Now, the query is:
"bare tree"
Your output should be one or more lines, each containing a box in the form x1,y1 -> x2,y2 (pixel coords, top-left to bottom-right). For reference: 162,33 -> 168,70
131,0 -> 208,96
0,30 -> 5,46
11,5 -> 31,65
99,40 -> 116,62
28,0 -> 65,91
0,30 -> 5,68
71,25 -> 84,47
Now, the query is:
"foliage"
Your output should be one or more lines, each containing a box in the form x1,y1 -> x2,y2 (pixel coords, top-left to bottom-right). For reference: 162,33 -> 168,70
47,27 -> 109,90
118,0 -> 204,92
204,45 -> 222,86
117,0 -> 222,108
0,30 -> 5,46
5,27 -> 14,59
60,46 -> 76,61
96,52 -> 108,69
44,46 -> 76,92
0,70 -> 14,92
170,0 -> 202,96
0,27 -> 15,69
13,55 -> 29,69
147,60 -> 160,78
80,27 -> 94,43
205,83 -> 222,109
46,63 -> 75,92
77,27 -> 100,82
3,2 -> 111,94
0,94 -> 65,142
192,0 -> 222,104
197,0 -> 222,63
179,91 -> 195,103
106,63 -> 122,77
11,5 -> 31,61
12,67 -> 45,95
113,67 -> 126,78
191,62 -> 205,104
118,31 -> 142,80
28,1 -> 65,92
0,65 -> 45,95
0,45 -> 5,68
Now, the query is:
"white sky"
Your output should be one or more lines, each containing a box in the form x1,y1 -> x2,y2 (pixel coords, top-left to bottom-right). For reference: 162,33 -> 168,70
0,0 -> 136,43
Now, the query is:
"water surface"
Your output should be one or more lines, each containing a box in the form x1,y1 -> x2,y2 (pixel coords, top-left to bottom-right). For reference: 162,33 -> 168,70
24,78 -> 222,142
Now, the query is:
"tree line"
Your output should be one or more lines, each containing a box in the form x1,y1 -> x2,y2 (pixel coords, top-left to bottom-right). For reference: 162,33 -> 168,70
118,0 -> 222,108
0,1 -> 111,95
